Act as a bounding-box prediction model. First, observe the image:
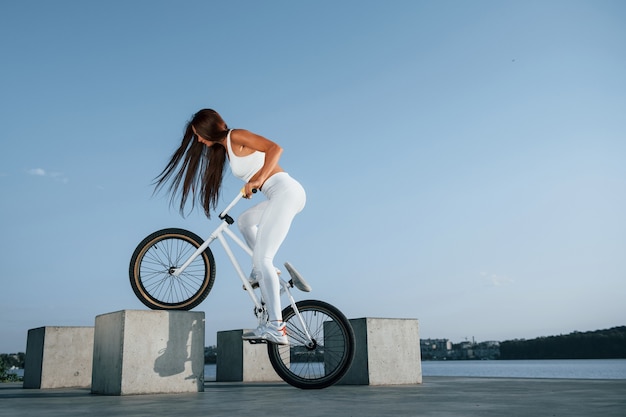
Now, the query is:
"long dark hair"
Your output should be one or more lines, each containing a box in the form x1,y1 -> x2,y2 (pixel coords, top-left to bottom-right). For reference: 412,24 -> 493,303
154,109 -> 229,217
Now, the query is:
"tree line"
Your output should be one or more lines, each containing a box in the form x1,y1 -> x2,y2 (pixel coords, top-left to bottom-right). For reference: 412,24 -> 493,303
500,326 -> 626,359
0,353 -> 25,382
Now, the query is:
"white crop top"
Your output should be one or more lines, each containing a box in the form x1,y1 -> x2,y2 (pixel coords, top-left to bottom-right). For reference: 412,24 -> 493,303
226,130 -> 265,181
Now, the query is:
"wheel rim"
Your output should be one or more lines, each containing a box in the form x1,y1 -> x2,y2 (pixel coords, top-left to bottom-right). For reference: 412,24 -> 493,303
273,306 -> 351,384
137,236 -> 208,307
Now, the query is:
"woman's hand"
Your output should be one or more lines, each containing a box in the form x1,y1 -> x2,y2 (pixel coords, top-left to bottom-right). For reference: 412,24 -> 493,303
243,181 -> 260,198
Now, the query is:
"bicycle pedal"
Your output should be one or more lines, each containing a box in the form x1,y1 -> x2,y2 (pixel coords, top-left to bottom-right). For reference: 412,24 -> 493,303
246,339 -> 267,345
242,282 -> 260,291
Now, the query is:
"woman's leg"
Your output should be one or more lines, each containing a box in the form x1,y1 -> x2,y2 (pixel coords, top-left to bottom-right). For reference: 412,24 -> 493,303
253,175 -> 306,323
237,201 -> 268,249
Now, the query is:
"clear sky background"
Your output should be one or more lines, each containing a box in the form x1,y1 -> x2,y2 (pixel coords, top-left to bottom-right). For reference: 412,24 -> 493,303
1,1 -> 625,353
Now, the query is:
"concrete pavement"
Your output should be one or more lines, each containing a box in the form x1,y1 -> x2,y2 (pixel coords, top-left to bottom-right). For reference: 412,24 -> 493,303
1,377 -> 625,417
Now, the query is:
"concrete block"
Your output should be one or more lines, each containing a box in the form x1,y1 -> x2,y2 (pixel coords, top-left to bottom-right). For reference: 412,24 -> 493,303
338,318 -> 422,385
23,326 -> 94,389
216,330 -> 282,382
91,310 -> 205,395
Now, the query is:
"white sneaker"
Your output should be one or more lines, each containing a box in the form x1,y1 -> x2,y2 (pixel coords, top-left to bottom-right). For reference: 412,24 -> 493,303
242,322 -> 288,345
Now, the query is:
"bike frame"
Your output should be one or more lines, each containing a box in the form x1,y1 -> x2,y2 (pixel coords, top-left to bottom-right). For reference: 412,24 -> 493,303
172,191 -> 312,339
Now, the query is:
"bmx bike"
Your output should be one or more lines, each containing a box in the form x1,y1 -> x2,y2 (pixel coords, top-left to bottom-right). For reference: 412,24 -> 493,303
128,190 -> 355,389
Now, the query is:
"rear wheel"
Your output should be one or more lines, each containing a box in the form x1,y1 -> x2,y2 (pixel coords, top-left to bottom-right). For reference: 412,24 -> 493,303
267,300 -> 355,389
129,228 -> 215,310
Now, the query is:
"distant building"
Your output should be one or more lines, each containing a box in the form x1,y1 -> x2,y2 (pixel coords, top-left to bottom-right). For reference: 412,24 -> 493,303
421,338 -> 500,360
473,341 -> 500,360
421,338 -> 452,360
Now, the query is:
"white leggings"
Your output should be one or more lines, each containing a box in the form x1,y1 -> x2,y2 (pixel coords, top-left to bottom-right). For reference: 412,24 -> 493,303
237,172 -> 306,322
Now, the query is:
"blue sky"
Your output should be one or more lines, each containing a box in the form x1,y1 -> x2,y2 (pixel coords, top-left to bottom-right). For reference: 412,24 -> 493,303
1,0 -> 625,353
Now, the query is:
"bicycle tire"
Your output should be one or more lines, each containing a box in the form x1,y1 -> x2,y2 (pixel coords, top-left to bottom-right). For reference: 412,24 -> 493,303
267,299 -> 355,389
129,228 -> 216,310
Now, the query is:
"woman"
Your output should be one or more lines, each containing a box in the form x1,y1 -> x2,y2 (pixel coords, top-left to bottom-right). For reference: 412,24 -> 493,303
154,109 -> 306,345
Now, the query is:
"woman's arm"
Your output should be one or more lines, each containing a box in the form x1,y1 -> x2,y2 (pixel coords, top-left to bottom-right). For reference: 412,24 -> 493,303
230,129 -> 285,196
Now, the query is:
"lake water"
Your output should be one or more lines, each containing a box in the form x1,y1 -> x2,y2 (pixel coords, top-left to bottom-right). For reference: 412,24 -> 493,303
203,359 -> 626,381
8,359 -> 625,381
419,359 -> 626,380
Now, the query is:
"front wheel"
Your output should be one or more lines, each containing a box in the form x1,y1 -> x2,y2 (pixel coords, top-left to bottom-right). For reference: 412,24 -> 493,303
267,300 -> 355,389
129,228 -> 216,310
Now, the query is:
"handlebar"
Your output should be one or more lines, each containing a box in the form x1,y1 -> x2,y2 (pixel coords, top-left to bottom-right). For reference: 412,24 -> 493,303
218,188 -> 257,221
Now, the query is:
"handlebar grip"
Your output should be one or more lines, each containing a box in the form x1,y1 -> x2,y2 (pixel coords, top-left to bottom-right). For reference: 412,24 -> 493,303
241,187 -> 258,195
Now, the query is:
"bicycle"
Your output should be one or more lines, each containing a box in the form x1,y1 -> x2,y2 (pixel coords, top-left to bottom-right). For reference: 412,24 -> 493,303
129,190 -> 355,389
